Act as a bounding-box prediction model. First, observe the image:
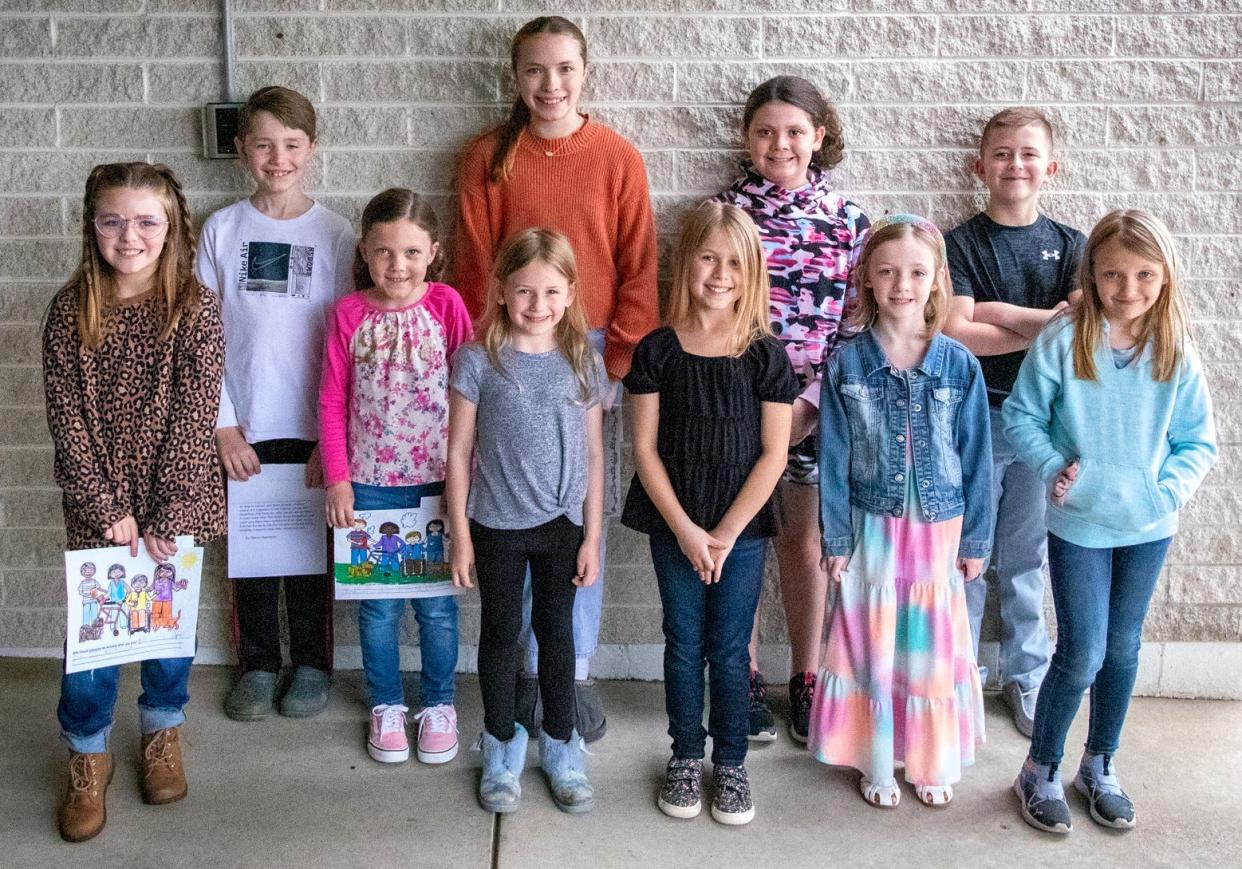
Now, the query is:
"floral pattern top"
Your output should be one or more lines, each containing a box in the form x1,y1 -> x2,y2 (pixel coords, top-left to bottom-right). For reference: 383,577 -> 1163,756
319,282 -> 473,488
717,161 -> 870,483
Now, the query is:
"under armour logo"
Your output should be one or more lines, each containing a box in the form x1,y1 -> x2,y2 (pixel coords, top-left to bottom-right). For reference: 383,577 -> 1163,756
1041,250 -> 1061,261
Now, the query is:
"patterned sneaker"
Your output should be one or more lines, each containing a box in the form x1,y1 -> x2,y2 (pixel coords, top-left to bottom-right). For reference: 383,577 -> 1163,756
710,764 -> 755,826
747,672 -> 777,742
367,704 -> 410,763
413,704 -> 459,764
1074,753 -> 1136,829
657,757 -> 703,819
1014,758 -> 1072,834
788,672 -> 816,743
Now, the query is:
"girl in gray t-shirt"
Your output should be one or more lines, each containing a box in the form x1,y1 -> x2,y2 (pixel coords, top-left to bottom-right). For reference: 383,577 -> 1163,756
445,228 -> 605,816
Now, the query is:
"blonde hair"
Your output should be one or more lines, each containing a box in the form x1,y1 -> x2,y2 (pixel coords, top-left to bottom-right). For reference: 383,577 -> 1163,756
64,162 -> 199,349
1071,209 -> 1189,383
480,228 -> 599,402
666,202 -> 772,357
848,215 -> 950,336
980,106 -> 1055,154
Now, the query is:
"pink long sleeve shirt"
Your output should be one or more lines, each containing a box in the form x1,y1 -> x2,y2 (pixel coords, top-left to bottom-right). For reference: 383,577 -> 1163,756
319,283 -> 473,487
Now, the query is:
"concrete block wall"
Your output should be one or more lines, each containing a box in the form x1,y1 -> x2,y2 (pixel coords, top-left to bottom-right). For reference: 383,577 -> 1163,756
1,1 -> 1239,697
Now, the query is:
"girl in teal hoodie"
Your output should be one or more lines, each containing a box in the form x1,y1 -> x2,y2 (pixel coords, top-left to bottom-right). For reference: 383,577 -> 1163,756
1004,209 -> 1216,835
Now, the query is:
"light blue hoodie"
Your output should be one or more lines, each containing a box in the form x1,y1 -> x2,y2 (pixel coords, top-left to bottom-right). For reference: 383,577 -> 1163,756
1002,317 -> 1216,549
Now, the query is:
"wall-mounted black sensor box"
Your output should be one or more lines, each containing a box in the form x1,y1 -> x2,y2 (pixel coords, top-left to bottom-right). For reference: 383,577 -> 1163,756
203,103 -> 243,159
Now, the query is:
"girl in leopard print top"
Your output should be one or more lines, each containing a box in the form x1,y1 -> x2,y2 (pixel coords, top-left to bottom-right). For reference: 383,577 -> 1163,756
43,162 -> 225,842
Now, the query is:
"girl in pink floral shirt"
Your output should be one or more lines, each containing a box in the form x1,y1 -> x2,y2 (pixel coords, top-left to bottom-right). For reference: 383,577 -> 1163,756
320,188 -> 472,766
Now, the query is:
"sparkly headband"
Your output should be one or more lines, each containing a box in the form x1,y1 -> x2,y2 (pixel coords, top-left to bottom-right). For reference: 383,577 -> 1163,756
868,213 -> 946,261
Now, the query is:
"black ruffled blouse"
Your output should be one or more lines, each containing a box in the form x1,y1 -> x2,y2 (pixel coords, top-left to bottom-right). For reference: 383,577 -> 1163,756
621,327 -> 800,539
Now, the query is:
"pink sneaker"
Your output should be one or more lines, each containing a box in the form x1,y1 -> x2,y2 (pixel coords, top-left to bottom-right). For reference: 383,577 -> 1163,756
413,704 -> 458,764
368,704 -> 410,763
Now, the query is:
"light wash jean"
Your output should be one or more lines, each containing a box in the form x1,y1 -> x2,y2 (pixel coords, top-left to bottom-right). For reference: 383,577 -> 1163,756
354,482 -> 459,708
966,407 -> 1054,691
520,329 -> 620,675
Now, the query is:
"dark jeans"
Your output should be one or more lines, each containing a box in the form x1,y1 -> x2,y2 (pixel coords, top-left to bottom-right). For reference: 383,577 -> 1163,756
473,515 -> 581,742
230,439 -> 333,673
650,532 -> 766,767
1029,533 -> 1171,765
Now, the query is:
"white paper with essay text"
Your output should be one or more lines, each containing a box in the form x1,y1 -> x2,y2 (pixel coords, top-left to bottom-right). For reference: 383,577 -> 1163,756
227,463 -> 327,579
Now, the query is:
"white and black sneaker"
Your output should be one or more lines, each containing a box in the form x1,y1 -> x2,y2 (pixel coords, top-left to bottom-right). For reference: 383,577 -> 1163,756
710,764 -> 755,826
658,757 -> 703,819
1014,758 -> 1072,834
748,672 -> 777,742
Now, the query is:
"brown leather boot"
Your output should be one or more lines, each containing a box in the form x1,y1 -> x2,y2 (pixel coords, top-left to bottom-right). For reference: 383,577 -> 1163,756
141,726 -> 188,805
57,751 -> 113,842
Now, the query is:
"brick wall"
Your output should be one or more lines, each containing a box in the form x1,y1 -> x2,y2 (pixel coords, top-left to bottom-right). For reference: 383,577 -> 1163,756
2,1 -> 1239,695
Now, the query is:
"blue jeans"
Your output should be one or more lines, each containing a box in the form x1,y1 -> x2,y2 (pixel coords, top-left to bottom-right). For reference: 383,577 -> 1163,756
966,408 -> 1053,690
651,533 -> 766,767
520,329 -> 620,674
353,483 -> 458,708
1029,533 -> 1170,765
58,656 -> 192,753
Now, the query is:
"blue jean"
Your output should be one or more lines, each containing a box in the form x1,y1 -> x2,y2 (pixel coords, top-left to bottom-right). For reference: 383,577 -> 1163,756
58,656 -> 192,753
520,329 -> 620,674
353,483 -> 458,708
1029,533 -> 1170,765
651,533 -> 767,767
966,408 -> 1053,690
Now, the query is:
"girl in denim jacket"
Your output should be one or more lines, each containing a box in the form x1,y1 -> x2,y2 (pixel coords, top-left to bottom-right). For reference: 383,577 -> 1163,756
807,214 -> 994,809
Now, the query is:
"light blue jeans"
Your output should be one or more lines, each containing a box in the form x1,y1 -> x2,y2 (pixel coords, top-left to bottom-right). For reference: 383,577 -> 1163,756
966,408 -> 1053,691
354,482 -> 458,708
520,329 -> 619,675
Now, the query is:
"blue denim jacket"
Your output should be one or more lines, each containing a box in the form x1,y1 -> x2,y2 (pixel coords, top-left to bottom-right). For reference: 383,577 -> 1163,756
818,330 -> 994,559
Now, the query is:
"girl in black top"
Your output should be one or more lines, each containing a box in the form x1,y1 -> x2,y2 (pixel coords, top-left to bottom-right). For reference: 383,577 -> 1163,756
622,202 -> 798,826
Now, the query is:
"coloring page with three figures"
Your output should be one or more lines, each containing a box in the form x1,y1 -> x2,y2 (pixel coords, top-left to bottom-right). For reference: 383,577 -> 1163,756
64,537 -> 202,674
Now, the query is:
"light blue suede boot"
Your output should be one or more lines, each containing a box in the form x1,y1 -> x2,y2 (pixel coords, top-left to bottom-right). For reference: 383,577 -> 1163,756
539,729 -> 594,814
478,723 -> 527,813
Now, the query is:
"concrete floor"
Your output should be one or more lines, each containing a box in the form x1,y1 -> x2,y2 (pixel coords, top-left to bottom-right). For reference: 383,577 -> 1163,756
2,658 -> 1239,869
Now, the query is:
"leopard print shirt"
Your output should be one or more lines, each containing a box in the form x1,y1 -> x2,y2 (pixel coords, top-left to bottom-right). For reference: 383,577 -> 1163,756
42,283 -> 227,548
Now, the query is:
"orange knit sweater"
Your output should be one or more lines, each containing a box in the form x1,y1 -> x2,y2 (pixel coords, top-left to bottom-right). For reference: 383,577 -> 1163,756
453,117 -> 660,379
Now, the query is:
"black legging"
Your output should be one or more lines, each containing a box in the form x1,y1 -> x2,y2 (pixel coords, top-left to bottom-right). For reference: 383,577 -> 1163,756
472,515 -> 581,742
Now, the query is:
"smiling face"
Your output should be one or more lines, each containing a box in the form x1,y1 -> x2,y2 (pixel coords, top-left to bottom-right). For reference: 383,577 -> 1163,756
687,227 -> 744,314
1091,237 -> 1166,336
515,33 -> 586,138
499,259 -> 574,348
865,235 -> 939,329
974,122 -> 1057,209
360,219 -> 438,308
236,109 -> 316,197
93,186 -> 169,296
744,100 -> 826,191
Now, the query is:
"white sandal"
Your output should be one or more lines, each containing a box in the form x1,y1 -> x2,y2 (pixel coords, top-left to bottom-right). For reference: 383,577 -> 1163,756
916,784 -> 953,807
860,776 -> 901,808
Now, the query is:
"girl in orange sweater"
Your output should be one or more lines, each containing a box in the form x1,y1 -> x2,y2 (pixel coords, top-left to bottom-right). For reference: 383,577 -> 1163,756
454,15 -> 659,742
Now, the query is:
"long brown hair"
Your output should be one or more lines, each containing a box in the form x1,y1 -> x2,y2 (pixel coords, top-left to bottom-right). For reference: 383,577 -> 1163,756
742,75 -> 845,170
479,228 -> 598,402
352,188 -> 442,290
65,162 -> 199,349
487,16 -> 588,184
847,214 -> 950,337
665,202 -> 773,357
1071,209 -> 1189,383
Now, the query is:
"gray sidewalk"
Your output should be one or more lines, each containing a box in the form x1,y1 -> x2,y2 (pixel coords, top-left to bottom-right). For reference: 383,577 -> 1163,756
3,658 -> 1239,868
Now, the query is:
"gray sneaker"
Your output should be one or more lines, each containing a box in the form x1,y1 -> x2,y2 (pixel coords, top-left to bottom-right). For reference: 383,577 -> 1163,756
1002,681 -> 1038,738
1074,753 -> 1136,829
574,678 -> 607,743
710,764 -> 755,826
279,666 -> 331,718
1014,758 -> 1072,834
657,757 -> 702,819
225,670 -> 278,721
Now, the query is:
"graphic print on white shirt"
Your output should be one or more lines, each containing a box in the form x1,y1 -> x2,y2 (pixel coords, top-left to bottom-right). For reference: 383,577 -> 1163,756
238,240 -> 315,298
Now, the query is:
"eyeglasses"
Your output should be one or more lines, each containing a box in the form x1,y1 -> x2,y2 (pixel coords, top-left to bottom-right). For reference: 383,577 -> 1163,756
93,215 -> 169,239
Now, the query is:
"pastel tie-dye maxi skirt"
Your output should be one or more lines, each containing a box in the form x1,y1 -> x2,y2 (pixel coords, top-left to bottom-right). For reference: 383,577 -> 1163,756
807,478 -> 985,788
